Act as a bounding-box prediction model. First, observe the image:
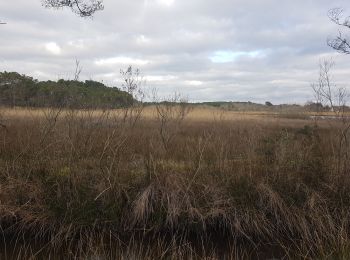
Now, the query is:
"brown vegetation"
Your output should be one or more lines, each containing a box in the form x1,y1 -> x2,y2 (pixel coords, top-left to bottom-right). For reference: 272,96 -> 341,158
0,106 -> 349,259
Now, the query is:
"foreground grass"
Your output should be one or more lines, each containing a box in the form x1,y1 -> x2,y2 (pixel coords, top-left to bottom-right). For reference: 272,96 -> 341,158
0,107 -> 349,259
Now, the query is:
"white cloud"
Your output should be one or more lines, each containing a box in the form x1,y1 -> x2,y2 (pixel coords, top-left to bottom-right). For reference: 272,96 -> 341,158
45,42 -> 61,55
68,40 -> 86,49
143,0 -> 175,7
136,35 -> 151,45
185,80 -> 203,86
2,0 -> 350,104
156,0 -> 175,6
145,75 -> 178,81
95,57 -> 150,66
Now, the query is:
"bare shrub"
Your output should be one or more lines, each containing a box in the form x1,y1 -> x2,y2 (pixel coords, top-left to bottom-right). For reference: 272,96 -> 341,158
0,109 -> 7,131
40,107 -> 63,145
312,59 -> 350,174
311,59 -> 347,115
154,91 -> 193,151
73,59 -> 82,81
120,66 -> 145,128
2,104 -> 350,258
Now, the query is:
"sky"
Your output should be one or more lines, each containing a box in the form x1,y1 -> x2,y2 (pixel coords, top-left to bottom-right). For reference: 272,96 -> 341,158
1,0 -> 350,104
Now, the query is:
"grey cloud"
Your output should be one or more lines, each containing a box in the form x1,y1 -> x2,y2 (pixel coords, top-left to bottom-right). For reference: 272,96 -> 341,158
1,0 -> 350,104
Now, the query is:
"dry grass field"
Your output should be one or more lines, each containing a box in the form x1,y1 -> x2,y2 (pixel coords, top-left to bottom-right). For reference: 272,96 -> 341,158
0,105 -> 350,259
0,105 -> 313,122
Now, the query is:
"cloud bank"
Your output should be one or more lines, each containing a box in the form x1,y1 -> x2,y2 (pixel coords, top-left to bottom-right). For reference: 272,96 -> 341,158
1,0 -> 350,103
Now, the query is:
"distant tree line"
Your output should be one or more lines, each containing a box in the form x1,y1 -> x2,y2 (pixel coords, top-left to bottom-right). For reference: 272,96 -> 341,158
0,72 -> 133,109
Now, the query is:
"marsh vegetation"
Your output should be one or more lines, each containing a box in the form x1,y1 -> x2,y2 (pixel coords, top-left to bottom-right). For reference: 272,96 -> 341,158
0,103 -> 350,259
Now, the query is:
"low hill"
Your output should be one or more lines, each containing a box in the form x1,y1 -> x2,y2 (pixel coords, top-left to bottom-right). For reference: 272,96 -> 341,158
0,72 -> 133,109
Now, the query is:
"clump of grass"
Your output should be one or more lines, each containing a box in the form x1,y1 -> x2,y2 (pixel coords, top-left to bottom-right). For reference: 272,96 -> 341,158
0,107 -> 349,258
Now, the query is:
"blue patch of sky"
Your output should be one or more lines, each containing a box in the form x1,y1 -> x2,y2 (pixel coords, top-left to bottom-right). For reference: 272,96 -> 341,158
210,50 -> 263,63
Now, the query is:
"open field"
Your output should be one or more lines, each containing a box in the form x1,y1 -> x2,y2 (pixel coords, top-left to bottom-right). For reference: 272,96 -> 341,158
0,105 -> 338,122
0,106 -> 350,259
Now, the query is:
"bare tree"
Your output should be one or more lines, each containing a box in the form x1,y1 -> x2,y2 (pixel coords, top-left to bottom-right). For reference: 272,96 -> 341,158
328,8 -> 350,54
154,91 -> 193,151
312,59 -> 350,174
120,66 -> 145,103
119,66 -> 146,127
311,59 -> 348,115
42,0 -> 104,17
74,59 -> 82,81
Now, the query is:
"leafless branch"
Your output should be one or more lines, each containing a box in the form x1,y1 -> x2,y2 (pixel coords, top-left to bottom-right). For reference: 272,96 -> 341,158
327,31 -> 350,55
42,0 -> 104,17
119,66 -> 146,127
311,59 -> 350,174
328,8 -> 350,54
154,91 -> 193,151
328,8 -> 350,28
74,59 -> 82,81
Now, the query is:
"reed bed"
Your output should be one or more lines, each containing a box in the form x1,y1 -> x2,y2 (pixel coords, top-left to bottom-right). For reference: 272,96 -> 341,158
0,106 -> 349,259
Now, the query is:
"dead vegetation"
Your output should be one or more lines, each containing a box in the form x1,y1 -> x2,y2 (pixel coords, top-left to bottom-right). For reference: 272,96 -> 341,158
0,105 -> 350,259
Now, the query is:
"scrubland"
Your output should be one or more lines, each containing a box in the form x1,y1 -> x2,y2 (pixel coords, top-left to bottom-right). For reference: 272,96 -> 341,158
0,105 -> 350,259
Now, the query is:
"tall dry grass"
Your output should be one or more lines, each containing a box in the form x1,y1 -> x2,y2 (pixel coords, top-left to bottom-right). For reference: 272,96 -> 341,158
0,106 -> 349,259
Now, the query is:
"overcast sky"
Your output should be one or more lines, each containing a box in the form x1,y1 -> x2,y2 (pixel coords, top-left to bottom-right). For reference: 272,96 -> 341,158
1,0 -> 350,103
